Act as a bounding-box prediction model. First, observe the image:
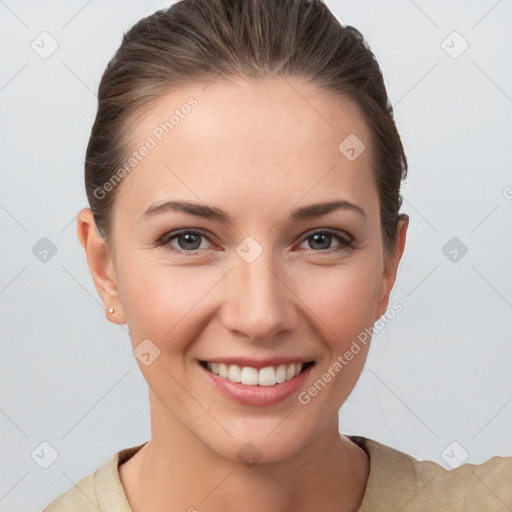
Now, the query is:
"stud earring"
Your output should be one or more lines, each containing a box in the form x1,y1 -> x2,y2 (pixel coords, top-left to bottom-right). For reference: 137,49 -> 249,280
108,307 -> 115,314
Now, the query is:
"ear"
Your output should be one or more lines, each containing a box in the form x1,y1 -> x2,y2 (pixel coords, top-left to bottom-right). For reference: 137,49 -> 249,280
374,214 -> 409,321
76,208 -> 126,325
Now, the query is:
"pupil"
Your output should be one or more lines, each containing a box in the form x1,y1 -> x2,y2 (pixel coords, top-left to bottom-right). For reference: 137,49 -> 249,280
180,233 -> 200,250
311,233 -> 330,250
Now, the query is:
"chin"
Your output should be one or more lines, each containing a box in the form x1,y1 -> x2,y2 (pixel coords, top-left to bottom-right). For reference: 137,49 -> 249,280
199,417 -> 320,466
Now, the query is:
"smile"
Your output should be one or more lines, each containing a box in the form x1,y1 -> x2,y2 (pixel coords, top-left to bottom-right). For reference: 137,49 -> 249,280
198,358 -> 316,406
200,360 -> 315,386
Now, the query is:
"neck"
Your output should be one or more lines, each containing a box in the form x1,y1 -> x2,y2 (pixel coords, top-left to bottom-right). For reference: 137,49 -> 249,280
120,399 -> 369,512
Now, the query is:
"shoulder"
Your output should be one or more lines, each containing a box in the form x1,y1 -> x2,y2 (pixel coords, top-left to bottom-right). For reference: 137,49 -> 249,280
42,469 -> 98,512
42,442 -> 147,512
348,435 -> 512,512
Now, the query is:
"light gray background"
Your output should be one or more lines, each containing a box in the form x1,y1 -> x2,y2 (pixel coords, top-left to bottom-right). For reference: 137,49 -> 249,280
1,1 -> 511,510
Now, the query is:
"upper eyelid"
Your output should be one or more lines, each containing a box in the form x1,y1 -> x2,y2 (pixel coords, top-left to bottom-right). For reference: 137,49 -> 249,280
161,228 -> 213,243
301,227 -> 353,242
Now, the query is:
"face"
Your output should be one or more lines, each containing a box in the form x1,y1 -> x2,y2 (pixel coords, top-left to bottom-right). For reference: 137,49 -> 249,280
79,76 -> 407,464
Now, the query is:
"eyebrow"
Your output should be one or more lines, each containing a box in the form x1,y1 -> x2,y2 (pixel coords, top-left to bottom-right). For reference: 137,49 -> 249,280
141,199 -> 366,223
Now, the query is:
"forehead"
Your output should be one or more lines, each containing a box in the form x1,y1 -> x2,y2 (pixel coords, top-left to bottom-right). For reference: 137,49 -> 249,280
115,76 -> 378,225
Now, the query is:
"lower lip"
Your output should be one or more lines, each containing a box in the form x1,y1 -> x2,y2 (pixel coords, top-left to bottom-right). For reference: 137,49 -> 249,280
200,363 -> 314,406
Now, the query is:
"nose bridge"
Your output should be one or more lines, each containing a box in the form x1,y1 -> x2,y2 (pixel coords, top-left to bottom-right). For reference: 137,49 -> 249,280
223,242 -> 294,340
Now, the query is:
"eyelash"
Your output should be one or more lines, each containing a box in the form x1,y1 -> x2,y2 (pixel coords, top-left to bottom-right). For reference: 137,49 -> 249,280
156,228 -> 354,256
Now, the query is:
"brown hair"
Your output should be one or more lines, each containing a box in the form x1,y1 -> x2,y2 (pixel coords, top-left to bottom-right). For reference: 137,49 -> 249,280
85,0 -> 408,259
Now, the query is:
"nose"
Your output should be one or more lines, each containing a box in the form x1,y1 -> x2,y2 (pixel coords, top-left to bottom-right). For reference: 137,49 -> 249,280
220,251 -> 296,343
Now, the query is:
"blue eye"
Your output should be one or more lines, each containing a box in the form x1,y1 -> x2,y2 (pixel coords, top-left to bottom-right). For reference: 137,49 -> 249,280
299,230 -> 354,252
159,230 -> 213,254
157,229 -> 353,255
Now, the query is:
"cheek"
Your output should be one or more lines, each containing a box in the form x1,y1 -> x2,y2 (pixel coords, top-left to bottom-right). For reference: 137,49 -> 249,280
293,266 -> 379,408
117,247 -> 382,355
117,256 -> 222,350
299,261 -> 381,341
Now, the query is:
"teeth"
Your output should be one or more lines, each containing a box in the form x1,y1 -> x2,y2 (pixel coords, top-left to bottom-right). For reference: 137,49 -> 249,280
258,366 -> 276,386
276,364 -> 286,383
218,363 -> 228,378
227,364 -> 241,383
241,367 -> 259,385
205,362 -> 307,386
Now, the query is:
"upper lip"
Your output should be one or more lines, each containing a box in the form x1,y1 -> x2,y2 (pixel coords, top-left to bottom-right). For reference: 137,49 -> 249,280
199,357 -> 315,370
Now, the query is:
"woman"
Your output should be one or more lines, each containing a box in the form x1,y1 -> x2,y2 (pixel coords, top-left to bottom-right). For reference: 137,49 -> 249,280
43,0 -> 511,510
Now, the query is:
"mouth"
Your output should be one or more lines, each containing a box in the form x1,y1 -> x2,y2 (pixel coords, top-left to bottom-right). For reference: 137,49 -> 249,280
199,360 -> 316,386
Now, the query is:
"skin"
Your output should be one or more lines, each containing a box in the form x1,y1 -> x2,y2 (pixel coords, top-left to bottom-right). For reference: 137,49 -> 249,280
77,76 -> 408,512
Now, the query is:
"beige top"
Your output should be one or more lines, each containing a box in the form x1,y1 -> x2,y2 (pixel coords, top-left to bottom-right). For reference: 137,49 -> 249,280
43,435 -> 512,511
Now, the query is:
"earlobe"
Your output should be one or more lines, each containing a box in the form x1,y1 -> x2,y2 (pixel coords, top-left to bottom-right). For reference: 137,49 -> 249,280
76,208 -> 126,325
375,216 -> 409,321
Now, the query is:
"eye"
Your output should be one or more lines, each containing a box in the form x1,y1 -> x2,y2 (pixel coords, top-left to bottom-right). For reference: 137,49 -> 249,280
298,229 -> 354,253
158,229 -> 214,254
157,228 -> 354,255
